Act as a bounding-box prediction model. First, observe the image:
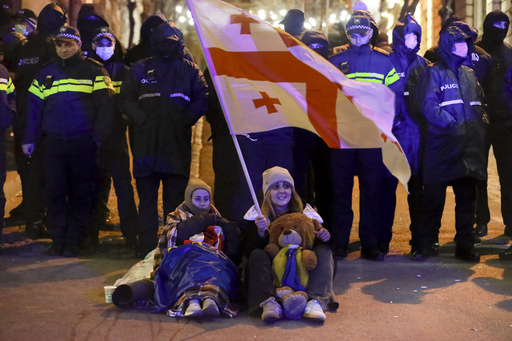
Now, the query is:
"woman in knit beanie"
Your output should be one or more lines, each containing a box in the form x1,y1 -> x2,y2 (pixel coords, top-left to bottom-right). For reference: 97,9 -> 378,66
244,166 -> 337,324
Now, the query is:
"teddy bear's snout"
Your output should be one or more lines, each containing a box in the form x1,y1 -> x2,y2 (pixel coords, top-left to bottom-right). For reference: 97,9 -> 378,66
283,230 -> 292,235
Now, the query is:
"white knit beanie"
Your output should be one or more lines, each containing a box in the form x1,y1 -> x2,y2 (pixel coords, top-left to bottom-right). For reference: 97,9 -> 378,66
262,166 -> 294,194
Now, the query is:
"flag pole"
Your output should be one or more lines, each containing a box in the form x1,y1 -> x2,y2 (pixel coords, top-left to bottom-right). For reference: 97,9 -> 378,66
186,0 -> 262,216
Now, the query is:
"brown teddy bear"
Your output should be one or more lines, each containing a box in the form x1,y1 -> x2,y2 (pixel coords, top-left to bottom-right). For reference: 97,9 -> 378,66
264,213 -> 322,319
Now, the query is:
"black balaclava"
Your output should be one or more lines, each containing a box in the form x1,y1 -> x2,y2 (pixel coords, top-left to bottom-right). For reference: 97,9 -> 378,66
37,3 -> 67,36
481,10 -> 510,53
151,22 -> 183,60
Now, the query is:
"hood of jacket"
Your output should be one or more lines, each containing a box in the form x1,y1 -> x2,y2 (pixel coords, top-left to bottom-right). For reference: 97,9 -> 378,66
392,13 -> 422,56
481,10 -> 510,52
37,3 -> 67,35
301,30 -> 330,58
140,12 -> 167,42
439,26 -> 471,70
77,4 -> 109,40
150,22 -> 185,60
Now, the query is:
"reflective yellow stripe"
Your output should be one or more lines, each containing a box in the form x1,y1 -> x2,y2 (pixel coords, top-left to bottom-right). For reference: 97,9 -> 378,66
42,80 -> 94,96
28,79 -> 44,100
346,74 -> 385,84
112,80 -> 122,94
0,77 -> 15,94
385,68 -> 400,86
94,75 -> 114,92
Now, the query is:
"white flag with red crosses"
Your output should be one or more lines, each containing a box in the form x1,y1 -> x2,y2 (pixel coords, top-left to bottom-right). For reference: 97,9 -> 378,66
186,0 -> 410,187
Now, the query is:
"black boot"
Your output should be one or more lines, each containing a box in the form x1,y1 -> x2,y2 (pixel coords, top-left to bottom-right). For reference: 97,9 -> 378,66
499,245 -> 512,260
455,247 -> 480,262
475,224 -> 487,237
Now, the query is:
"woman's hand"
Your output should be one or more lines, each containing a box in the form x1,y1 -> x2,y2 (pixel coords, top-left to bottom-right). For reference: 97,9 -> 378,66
255,215 -> 268,237
314,227 -> 331,242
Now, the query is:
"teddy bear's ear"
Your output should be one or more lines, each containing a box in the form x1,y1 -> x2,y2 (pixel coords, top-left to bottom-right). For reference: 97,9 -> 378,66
312,219 -> 322,231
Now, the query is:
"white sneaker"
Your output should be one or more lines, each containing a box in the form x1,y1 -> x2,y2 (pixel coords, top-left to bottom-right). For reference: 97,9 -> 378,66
184,299 -> 203,317
260,297 -> 283,323
303,300 -> 326,322
202,297 -> 220,316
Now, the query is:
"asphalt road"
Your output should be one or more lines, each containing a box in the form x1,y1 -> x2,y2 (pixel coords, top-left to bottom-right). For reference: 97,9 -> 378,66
1,124 -> 511,340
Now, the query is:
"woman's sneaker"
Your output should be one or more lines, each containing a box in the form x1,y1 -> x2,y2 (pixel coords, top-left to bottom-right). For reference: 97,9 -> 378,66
260,297 -> 282,323
202,297 -> 220,316
185,299 -> 203,317
303,299 -> 326,322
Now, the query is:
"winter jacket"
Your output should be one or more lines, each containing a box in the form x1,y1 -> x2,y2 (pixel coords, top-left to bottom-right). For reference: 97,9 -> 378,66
0,64 -> 15,132
476,10 -> 512,125
329,40 -> 400,91
416,27 -> 488,184
23,52 -> 115,145
424,20 -> 493,87
120,40 -> 208,178
389,14 -> 429,175
13,4 -> 67,139
90,52 -> 130,149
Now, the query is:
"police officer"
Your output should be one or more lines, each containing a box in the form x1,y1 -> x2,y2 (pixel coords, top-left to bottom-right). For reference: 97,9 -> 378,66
475,10 -> 512,238
22,26 -> 115,257
0,62 -> 16,253
89,26 -> 138,248
413,26 -> 488,262
11,3 -> 67,238
389,14 -> 430,255
328,10 -> 399,260
120,22 -> 208,257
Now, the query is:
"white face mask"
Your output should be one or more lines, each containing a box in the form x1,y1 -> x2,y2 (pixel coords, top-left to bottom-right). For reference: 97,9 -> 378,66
404,33 -> 418,50
452,42 -> 468,57
14,24 -> 27,36
96,46 -> 115,61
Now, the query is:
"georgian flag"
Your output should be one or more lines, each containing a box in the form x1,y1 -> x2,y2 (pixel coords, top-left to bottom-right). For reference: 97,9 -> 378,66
186,0 -> 410,186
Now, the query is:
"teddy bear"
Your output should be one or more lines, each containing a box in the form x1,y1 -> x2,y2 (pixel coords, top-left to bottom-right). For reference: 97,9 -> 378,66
264,213 -> 322,319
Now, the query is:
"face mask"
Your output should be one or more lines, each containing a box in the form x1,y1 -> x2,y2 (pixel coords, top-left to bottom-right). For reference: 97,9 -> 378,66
404,33 -> 418,50
14,24 -> 27,36
96,46 -> 114,61
155,39 -> 180,60
452,42 -> 468,57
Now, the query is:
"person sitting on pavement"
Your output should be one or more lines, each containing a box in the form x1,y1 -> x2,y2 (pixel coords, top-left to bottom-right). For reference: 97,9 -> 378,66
151,178 -> 241,317
244,166 -> 338,323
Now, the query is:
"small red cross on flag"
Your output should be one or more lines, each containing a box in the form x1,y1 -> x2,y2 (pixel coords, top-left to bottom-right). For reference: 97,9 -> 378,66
186,0 -> 410,187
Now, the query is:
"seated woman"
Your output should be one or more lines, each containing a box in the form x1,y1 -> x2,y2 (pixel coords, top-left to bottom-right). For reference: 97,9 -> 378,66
151,179 -> 241,317
244,166 -> 338,323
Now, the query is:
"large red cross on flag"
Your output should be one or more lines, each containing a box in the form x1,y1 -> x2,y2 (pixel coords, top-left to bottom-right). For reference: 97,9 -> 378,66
186,0 -> 410,188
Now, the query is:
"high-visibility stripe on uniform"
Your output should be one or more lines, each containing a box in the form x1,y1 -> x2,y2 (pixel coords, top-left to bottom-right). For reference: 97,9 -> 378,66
112,80 -> 122,94
28,80 -> 44,99
170,93 -> 190,102
385,68 -> 400,86
139,93 -> 161,100
470,101 -> 481,106
346,68 -> 399,87
0,77 -> 15,94
28,76 -> 114,99
94,75 -> 114,91
440,99 -> 464,107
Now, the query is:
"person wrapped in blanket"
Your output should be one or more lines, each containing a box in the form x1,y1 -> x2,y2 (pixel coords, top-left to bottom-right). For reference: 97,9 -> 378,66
151,179 -> 242,317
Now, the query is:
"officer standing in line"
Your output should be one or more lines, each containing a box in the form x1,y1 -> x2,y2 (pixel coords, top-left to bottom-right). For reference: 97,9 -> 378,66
10,3 -> 68,238
328,10 -> 400,261
0,62 -> 16,253
88,26 -> 138,249
120,22 -> 208,258
475,10 -> 512,238
412,26 -> 488,262
21,26 -> 115,257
